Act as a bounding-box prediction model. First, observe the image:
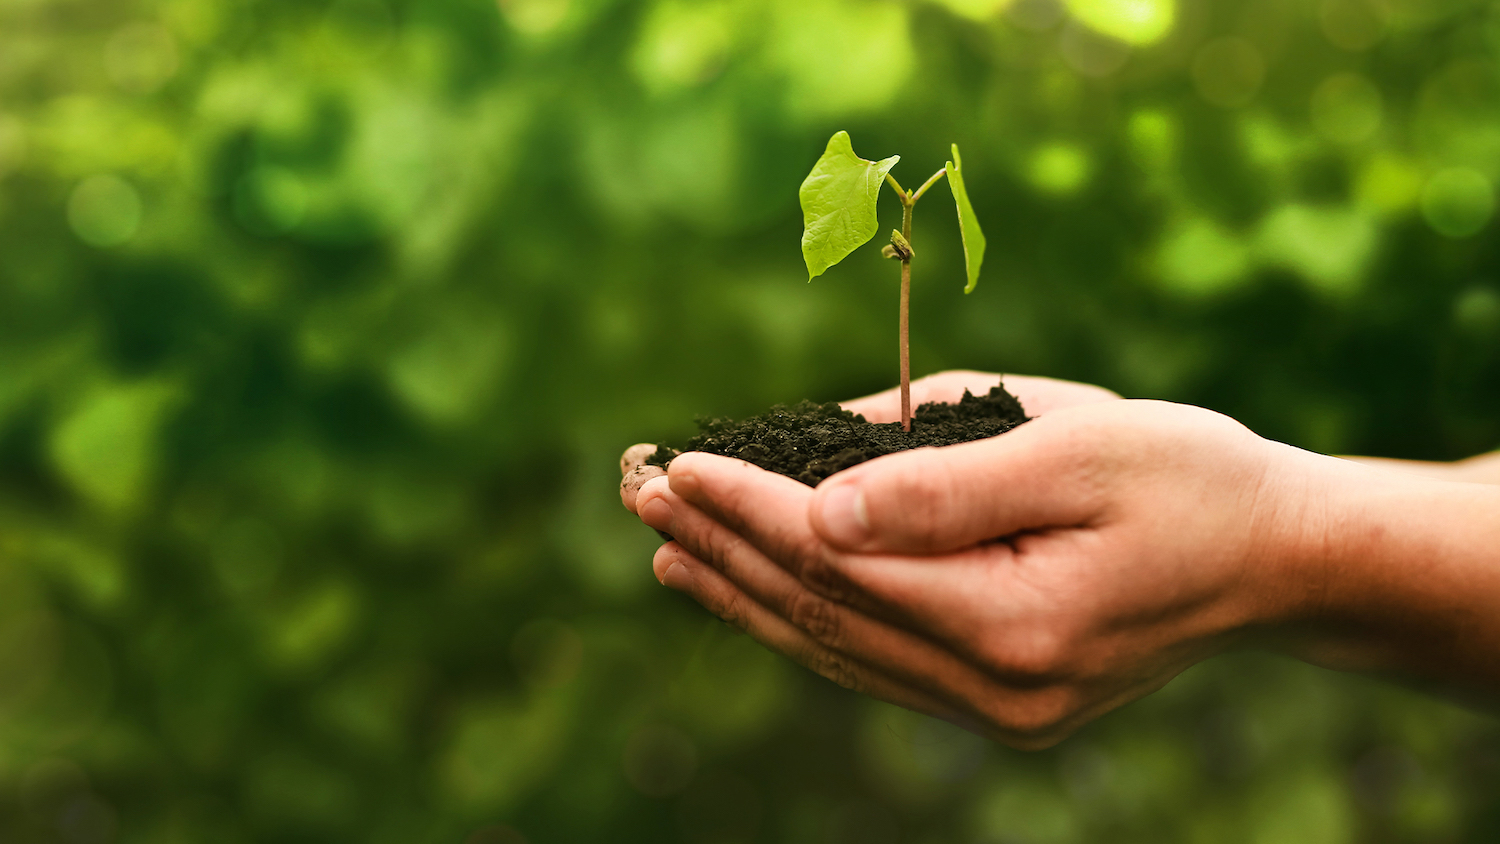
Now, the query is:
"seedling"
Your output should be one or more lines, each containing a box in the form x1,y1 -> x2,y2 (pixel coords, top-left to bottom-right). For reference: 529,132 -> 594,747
799,131 -> 986,431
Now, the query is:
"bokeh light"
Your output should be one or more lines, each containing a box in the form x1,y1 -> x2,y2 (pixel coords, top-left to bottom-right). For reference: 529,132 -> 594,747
66,176 -> 143,248
1192,37 -> 1266,109
1421,167 -> 1496,238
1311,73 -> 1383,146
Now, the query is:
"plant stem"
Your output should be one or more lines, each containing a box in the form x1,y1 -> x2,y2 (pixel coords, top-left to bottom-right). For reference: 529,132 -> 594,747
900,192 -> 913,432
891,169 -> 946,432
910,168 -> 948,203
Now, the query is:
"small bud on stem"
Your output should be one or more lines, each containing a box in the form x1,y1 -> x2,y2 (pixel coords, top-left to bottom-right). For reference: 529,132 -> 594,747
886,230 -> 914,261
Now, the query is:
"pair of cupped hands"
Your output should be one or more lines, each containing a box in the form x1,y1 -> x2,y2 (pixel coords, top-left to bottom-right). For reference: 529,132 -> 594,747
618,372 -> 1488,748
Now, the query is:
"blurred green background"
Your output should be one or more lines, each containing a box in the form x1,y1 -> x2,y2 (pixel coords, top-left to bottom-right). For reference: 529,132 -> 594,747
1,0 -> 1499,841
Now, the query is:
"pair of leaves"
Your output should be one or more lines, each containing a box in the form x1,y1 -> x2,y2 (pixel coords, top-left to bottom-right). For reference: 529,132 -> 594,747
798,131 -> 986,293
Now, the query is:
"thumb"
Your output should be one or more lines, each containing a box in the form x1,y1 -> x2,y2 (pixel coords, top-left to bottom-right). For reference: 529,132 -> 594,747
808,418 -> 1104,554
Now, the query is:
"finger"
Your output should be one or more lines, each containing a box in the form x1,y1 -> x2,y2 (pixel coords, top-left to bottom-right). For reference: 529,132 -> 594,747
660,536 -> 1088,750
660,453 -> 897,618
841,371 -> 1120,423
841,370 -> 1003,423
641,464 -> 849,608
808,414 -> 1106,554
665,453 -> 822,575
640,475 -> 1051,731
1002,376 -> 1121,416
798,541 -> 1085,695
622,464 -> 666,513
621,442 -> 659,476
652,542 -> 962,723
622,442 -> 668,515
660,450 -> 1068,626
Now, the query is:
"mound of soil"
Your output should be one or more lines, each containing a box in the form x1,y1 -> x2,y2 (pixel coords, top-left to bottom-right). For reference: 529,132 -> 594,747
647,383 -> 1029,487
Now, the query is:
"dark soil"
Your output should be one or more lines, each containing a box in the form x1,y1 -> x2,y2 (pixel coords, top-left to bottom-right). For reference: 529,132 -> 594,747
647,382 -> 1029,487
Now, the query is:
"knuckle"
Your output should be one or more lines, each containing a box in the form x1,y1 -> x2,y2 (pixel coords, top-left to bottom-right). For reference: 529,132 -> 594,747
761,530 -> 817,576
884,456 -> 957,546
709,472 -> 758,523
986,624 -> 1074,682
810,649 -> 864,693
797,550 -> 853,601
711,590 -> 751,631
695,523 -> 748,576
787,591 -> 842,646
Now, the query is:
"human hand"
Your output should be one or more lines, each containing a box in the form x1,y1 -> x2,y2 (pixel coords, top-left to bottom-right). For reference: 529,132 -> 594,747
628,398 -> 1341,748
619,371 -> 1120,513
839,369 -> 1120,423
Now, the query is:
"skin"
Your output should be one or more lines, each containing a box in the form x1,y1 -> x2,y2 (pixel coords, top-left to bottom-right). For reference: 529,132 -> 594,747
620,371 -> 1500,749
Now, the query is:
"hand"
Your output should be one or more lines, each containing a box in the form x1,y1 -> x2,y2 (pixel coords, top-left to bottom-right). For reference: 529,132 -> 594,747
839,369 -> 1120,424
619,371 -> 1120,513
1341,452 -> 1500,485
626,396 -> 1340,748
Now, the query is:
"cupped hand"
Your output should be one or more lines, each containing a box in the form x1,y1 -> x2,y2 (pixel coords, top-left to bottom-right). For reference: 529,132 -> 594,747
840,370 -> 1120,423
627,396 -> 1340,748
620,371 -> 1120,513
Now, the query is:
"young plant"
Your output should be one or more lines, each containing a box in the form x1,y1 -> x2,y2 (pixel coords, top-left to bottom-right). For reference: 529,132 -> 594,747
799,131 -> 986,431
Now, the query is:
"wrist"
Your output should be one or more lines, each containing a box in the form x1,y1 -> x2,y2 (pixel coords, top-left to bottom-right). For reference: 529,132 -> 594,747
1266,451 -> 1500,693
1453,451 -> 1500,484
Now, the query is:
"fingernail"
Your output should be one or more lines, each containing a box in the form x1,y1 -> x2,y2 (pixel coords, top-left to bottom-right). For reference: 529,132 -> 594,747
662,561 -> 692,592
817,482 -> 869,546
639,497 -> 673,532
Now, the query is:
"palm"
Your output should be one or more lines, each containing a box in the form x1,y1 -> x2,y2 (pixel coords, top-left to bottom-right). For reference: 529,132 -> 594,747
840,371 -> 1119,423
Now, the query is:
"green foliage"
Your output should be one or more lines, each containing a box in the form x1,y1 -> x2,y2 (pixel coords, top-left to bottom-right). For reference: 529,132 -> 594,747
799,133 -> 986,294
0,0 -> 1498,842
946,144 -> 986,294
798,131 -> 899,279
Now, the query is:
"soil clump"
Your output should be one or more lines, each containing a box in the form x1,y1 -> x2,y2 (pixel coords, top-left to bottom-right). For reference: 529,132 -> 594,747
647,383 -> 1029,487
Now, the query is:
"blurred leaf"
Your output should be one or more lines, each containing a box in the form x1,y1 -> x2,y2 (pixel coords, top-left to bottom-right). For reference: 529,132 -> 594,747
1027,142 -> 1092,196
1156,217 -> 1250,297
674,629 -> 792,748
26,532 -> 127,612
49,379 -> 179,513
1255,204 -> 1378,295
1,0 -> 1500,839
1065,0 -> 1176,45
260,580 -> 360,674
1249,767 -> 1355,844
244,749 -> 359,829
766,0 -> 914,121
440,686 -> 576,810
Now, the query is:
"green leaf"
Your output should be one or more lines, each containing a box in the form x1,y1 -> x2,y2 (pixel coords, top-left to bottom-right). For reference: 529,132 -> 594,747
945,143 -> 987,293
799,131 -> 900,279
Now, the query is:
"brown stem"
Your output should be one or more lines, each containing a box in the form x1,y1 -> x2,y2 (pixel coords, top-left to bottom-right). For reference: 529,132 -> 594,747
900,194 -> 913,432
